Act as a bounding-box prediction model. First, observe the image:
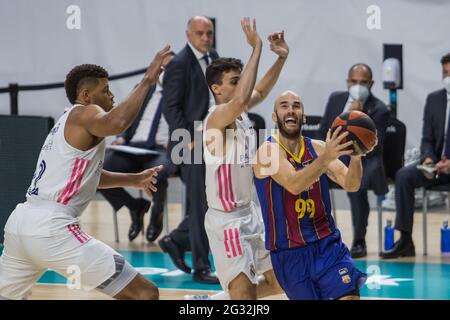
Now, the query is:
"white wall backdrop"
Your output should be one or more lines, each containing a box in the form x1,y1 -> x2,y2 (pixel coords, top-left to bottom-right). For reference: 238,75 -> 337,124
1,0 -> 450,148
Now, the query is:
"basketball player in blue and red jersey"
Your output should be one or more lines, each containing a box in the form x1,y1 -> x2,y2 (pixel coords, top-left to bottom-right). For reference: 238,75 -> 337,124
254,90 -> 370,300
0,45 -> 172,300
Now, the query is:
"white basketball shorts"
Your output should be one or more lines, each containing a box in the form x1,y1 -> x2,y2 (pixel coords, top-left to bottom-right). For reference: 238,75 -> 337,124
205,201 -> 272,291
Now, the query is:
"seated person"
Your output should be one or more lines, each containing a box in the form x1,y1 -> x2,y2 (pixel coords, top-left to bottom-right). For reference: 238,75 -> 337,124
381,53 -> 450,258
99,51 -> 177,242
319,63 -> 389,258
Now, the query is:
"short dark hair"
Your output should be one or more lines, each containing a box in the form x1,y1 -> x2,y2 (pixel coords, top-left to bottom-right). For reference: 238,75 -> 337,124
64,64 -> 109,104
205,57 -> 243,90
441,53 -> 450,65
348,63 -> 373,80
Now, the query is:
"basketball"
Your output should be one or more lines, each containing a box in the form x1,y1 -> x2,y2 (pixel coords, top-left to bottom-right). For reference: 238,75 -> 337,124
330,110 -> 377,155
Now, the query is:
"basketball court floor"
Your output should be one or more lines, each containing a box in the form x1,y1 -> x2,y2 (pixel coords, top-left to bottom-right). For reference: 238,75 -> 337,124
1,187 -> 449,300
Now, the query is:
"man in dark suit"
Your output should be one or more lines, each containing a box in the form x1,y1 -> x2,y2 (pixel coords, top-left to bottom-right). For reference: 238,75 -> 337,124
382,53 -> 450,258
319,63 -> 389,258
160,16 -> 219,284
99,52 -> 177,243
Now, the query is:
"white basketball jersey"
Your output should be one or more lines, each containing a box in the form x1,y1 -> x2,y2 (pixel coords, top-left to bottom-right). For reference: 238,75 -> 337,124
25,105 -> 105,216
203,105 -> 256,212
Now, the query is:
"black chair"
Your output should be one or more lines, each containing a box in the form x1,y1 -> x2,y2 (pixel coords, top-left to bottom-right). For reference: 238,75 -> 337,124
378,117 -> 406,253
383,117 -> 407,183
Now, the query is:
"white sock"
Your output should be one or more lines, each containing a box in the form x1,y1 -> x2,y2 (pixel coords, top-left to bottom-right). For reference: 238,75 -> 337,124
210,291 -> 230,300
257,274 -> 266,283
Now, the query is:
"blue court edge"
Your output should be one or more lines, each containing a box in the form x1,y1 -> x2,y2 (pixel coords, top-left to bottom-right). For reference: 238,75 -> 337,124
1,245 -> 449,299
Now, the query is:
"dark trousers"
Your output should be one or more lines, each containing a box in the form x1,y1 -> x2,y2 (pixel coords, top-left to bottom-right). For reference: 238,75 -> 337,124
395,161 -> 450,234
99,147 -> 177,219
169,156 -> 211,272
347,189 -> 371,242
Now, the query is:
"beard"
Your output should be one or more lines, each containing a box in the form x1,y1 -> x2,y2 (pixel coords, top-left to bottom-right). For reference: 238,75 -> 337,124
276,113 -> 302,140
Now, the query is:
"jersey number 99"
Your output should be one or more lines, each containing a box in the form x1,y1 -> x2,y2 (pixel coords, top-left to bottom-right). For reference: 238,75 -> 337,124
295,198 -> 315,220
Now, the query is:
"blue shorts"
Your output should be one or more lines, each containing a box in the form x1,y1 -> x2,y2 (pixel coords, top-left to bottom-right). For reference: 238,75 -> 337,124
270,229 -> 367,300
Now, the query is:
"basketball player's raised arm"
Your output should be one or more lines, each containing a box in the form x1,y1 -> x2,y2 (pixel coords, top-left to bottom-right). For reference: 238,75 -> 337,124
248,31 -> 289,109
98,166 -> 162,198
207,18 -> 262,130
254,128 -> 354,195
81,45 -> 171,138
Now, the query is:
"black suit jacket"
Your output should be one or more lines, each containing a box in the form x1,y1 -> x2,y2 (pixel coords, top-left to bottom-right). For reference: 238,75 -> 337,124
420,88 -> 448,163
162,44 -> 219,152
318,91 -> 390,194
120,84 -> 156,149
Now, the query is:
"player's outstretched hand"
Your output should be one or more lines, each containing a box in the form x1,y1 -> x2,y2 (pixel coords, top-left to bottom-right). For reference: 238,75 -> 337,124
145,45 -> 172,84
241,17 -> 262,49
268,31 -> 289,59
135,165 -> 163,197
322,126 -> 354,164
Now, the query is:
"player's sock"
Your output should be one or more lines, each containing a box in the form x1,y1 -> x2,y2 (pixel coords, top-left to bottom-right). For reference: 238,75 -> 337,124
211,275 -> 266,300
184,275 -> 267,300
257,274 -> 266,283
210,291 -> 230,300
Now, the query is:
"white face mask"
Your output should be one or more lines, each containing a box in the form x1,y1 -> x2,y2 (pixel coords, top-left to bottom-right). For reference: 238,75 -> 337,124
443,76 -> 450,93
349,84 -> 369,102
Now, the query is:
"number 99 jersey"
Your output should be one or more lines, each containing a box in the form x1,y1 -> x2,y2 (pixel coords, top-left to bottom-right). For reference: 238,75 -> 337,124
254,135 -> 336,251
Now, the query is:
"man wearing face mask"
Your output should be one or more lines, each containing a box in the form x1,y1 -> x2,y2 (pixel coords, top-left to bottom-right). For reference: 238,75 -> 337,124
319,63 -> 389,258
381,53 -> 450,259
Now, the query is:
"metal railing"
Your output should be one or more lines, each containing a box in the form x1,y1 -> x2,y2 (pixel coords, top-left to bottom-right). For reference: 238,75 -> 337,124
0,67 -> 148,115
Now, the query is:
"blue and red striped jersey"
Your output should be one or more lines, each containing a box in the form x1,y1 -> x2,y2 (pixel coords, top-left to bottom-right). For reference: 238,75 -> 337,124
254,135 -> 336,251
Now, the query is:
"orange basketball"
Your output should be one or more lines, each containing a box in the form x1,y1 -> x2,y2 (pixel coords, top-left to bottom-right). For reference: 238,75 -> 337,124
330,110 -> 377,155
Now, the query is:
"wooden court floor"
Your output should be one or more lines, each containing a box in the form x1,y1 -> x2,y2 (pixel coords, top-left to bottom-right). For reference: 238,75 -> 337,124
28,199 -> 450,300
